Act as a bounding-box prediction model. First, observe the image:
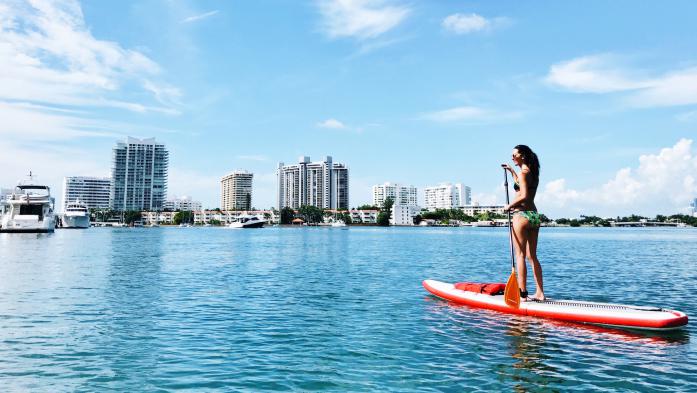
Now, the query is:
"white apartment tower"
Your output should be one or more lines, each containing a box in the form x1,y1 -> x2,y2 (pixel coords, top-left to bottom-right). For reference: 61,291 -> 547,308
458,184 -> 472,206
221,171 -> 253,210
424,183 -> 471,210
372,182 -> 418,207
62,176 -> 112,211
277,156 -> 349,210
110,137 -> 169,211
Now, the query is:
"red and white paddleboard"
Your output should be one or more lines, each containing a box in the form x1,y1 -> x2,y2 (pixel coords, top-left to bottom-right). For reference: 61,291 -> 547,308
423,279 -> 688,331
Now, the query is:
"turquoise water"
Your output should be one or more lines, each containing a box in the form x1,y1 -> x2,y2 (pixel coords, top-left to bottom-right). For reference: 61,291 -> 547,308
0,227 -> 695,391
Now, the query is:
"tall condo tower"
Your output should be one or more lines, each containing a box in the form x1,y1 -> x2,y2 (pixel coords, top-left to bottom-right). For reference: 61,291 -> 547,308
221,171 -> 254,210
110,137 -> 169,211
277,156 -> 349,210
424,183 -> 470,210
457,184 -> 472,206
372,182 -> 418,207
62,176 -> 112,211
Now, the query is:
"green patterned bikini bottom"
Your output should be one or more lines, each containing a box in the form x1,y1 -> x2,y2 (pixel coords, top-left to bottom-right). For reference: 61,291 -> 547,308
514,210 -> 541,227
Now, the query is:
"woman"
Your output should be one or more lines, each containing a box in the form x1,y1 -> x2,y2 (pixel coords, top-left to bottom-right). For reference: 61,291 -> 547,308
502,145 -> 545,301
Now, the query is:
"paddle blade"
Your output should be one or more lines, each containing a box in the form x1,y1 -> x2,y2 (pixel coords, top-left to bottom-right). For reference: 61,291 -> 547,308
504,269 -> 520,308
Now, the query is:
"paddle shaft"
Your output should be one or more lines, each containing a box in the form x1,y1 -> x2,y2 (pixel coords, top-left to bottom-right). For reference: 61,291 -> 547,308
503,169 -> 515,271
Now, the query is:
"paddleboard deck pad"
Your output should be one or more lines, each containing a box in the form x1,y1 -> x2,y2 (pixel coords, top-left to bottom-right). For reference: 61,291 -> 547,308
423,279 -> 688,331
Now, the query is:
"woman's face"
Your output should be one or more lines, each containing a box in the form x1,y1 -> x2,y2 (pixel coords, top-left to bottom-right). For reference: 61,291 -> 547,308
511,149 -> 523,167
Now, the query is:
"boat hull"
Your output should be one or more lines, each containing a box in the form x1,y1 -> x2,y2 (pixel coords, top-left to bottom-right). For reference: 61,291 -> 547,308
0,215 -> 56,233
228,221 -> 265,228
62,214 -> 90,228
423,279 -> 688,331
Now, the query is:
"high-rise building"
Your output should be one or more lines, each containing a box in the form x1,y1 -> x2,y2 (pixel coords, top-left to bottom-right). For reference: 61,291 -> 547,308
457,184 -> 472,206
277,156 -> 349,210
110,137 -> 169,211
691,198 -> 697,216
424,183 -> 470,210
62,176 -> 112,211
221,171 -> 253,210
372,182 -> 418,207
164,196 -> 202,212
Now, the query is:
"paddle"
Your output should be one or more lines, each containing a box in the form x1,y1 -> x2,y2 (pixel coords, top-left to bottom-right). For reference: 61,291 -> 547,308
502,166 -> 520,308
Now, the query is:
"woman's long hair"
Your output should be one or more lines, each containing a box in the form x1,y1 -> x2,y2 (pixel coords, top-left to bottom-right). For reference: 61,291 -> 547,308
514,144 -> 540,187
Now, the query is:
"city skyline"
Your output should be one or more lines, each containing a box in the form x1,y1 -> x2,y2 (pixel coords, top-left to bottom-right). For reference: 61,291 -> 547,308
1,1 -> 696,217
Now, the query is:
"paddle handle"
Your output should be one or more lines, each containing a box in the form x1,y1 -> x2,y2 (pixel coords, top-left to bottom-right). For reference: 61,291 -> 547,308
503,169 -> 515,271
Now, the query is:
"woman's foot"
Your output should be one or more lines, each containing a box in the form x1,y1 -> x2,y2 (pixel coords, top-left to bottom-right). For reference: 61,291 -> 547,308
529,292 -> 546,302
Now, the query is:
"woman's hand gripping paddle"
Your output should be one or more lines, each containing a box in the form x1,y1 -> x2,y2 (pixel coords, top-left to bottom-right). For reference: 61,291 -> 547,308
502,166 -> 520,308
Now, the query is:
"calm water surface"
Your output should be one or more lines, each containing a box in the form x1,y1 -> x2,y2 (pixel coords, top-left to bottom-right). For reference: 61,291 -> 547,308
0,227 -> 695,391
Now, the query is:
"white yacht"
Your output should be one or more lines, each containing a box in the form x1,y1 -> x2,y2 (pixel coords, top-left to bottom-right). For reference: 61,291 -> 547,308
61,200 -> 90,229
331,219 -> 347,227
0,173 -> 56,233
228,215 -> 266,228
472,220 -> 496,227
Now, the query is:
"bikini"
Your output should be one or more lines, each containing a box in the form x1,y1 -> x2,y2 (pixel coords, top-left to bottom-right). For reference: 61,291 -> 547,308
513,181 -> 541,228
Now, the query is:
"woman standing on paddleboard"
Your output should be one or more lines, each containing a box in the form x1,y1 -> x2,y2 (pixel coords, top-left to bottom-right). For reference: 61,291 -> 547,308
502,145 -> 545,301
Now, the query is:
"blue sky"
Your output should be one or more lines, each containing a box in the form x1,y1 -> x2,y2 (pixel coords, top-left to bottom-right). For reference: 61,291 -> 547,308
1,0 -> 696,217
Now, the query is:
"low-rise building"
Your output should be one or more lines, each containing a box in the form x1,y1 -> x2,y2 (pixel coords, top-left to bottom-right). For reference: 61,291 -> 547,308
391,205 -> 420,226
349,209 -> 379,224
141,211 -> 176,225
460,204 -> 505,216
164,196 -> 202,211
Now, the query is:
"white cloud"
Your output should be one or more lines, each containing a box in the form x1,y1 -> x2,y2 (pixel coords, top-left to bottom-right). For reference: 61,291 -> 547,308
545,55 -> 650,93
676,110 -> 697,122
181,10 -> 219,23
0,0 -> 179,205
441,13 -> 510,35
537,139 -> 697,217
0,0 -> 178,121
442,13 -> 489,34
317,118 -> 347,129
349,35 -> 412,58
143,80 -> 182,107
545,55 -> 697,107
422,106 -> 488,122
0,101 -> 113,141
316,0 -> 410,40
628,68 -> 697,108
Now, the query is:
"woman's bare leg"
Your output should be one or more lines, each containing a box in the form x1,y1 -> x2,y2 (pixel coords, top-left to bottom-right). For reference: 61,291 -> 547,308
511,215 -> 529,296
526,227 -> 545,301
